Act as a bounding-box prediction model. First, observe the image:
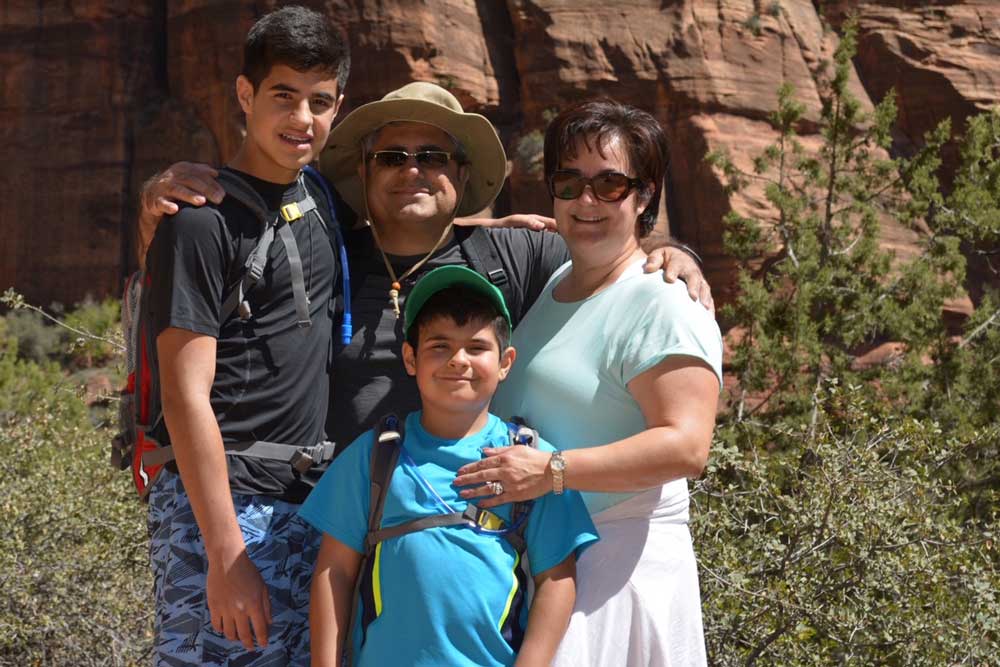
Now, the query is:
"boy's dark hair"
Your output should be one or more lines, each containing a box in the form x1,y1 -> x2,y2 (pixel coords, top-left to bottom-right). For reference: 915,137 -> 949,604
243,5 -> 351,92
543,98 -> 669,238
406,286 -> 511,352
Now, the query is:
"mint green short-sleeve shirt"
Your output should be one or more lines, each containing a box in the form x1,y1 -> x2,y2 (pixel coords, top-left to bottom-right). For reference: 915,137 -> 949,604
493,261 -> 723,516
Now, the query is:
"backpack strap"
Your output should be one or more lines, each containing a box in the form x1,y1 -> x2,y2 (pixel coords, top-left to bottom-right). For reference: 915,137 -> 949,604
457,226 -> 523,328
216,169 -> 313,328
343,413 -> 405,667
140,439 -> 336,473
502,417 -> 539,554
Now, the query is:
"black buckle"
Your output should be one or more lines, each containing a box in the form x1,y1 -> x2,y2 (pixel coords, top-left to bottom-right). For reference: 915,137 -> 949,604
487,268 -> 508,286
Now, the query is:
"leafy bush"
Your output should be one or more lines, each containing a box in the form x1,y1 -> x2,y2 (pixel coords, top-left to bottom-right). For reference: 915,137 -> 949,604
0,305 -> 151,667
694,387 -> 998,665
1,308 -> 63,365
62,297 -> 123,369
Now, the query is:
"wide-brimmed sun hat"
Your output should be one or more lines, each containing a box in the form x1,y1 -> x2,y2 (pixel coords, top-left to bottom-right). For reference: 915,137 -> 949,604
318,81 -> 507,218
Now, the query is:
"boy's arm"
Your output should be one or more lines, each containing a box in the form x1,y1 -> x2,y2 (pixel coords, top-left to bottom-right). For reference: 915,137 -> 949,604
157,327 -> 271,651
515,555 -> 577,667
310,534 -> 364,667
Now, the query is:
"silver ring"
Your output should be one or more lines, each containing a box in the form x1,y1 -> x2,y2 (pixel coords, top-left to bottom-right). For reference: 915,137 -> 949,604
489,481 -> 504,496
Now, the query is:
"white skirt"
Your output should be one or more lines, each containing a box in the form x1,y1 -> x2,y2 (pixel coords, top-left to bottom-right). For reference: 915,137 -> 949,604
553,487 -> 707,667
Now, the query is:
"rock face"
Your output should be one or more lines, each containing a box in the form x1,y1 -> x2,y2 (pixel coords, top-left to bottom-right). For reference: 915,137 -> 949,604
1,0 -> 997,311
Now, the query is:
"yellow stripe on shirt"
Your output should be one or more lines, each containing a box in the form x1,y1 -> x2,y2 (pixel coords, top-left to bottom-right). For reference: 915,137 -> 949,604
373,541 -> 384,617
497,550 -> 520,631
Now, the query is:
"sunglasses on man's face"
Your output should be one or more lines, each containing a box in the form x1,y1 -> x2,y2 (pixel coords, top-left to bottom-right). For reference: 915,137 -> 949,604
367,150 -> 455,169
548,170 -> 645,203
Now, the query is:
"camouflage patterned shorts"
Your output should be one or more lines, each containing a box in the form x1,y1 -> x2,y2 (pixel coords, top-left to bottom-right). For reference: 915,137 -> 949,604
147,471 -> 321,666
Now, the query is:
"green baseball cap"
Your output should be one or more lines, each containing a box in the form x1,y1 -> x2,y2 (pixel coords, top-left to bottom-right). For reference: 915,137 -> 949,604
404,266 -> 512,338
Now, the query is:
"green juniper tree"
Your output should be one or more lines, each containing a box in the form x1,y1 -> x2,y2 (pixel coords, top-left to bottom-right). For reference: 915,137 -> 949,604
694,21 -> 998,665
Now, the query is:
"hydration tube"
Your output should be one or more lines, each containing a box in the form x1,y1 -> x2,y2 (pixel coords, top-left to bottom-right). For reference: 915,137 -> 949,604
303,165 -> 352,345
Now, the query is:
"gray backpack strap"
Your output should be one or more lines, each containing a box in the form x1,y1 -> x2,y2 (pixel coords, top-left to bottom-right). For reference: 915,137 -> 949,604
366,512 -> 470,548
216,170 -> 277,323
220,223 -> 277,322
276,222 -> 311,328
141,440 -> 335,472
365,503 -> 508,549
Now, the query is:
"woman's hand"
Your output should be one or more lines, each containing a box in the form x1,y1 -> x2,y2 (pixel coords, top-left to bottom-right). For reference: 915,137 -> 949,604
454,445 -> 553,508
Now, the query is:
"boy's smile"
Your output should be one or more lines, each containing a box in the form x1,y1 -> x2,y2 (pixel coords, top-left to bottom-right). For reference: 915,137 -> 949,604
403,315 -> 515,439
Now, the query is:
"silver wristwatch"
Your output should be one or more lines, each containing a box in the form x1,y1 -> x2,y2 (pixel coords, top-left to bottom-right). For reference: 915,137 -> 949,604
549,451 -> 566,495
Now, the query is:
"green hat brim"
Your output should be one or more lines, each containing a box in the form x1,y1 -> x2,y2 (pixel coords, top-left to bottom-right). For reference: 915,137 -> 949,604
403,265 -> 512,338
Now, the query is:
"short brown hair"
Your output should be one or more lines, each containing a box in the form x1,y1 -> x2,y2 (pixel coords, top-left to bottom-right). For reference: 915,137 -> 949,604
543,99 -> 669,238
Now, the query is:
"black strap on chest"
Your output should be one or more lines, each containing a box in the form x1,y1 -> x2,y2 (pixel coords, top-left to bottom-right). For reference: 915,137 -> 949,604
456,226 -> 523,328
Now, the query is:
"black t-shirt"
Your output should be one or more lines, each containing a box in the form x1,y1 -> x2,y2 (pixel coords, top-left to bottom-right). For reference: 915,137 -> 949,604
328,225 -> 570,450
145,168 -> 338,503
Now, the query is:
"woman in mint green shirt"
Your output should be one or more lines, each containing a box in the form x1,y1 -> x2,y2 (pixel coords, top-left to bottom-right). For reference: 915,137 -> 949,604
455,99 -> 723,666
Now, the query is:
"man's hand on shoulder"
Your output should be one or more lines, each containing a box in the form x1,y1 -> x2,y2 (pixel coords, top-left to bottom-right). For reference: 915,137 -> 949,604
138,162 -> 225,268
455,213 -> 556,232
644,244 -> 715,314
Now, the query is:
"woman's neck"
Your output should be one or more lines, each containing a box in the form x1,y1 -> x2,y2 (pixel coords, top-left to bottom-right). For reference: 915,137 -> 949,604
554,243 -> 646,302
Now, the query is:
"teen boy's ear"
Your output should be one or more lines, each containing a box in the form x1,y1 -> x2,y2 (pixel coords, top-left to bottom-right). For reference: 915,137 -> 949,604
235,75 -> 256,115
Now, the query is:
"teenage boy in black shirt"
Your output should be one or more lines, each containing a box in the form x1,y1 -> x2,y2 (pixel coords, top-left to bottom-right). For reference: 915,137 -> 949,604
143,7 -> 347,665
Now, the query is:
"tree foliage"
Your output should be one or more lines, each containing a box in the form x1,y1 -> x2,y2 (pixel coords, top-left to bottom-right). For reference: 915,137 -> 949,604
695,20 -> 999,665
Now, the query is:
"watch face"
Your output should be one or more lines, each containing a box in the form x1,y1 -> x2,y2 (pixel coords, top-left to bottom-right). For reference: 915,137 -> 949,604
551,454 -> 566,471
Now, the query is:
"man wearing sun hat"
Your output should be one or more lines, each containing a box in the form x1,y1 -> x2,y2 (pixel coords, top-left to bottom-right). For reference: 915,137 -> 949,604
317,81 -> 583,450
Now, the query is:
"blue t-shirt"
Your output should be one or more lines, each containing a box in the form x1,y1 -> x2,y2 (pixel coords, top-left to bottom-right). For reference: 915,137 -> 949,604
298,412 -> 598,667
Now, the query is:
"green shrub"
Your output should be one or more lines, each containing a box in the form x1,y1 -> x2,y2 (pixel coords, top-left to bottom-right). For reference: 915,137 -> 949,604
694,387 -> 999,665
62,297 -> 123,369
1,308 -> 63,365
0,306 -> 151,666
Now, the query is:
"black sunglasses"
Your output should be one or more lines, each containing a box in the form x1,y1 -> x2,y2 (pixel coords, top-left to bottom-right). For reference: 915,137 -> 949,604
367,150 -> 455,169
548,170 -> 645,202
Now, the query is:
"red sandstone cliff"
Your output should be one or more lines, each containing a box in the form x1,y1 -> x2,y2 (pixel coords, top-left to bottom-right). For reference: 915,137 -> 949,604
1,0 -> 997,311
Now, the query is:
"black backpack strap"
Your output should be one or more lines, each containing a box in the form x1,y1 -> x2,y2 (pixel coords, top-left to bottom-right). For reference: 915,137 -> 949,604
344,414 -> 404,667
497,417 -> 539,651
457,226 -> 522,328
503,417 -> 540,555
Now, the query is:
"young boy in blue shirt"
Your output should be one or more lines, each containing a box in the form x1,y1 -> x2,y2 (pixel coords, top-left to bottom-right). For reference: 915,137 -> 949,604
299,265 -> 598,667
